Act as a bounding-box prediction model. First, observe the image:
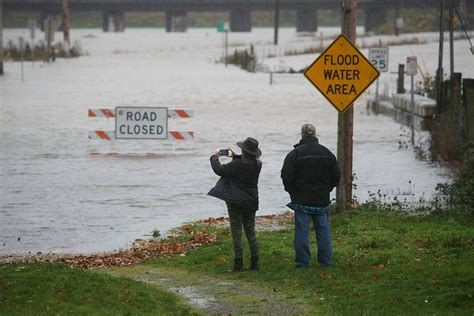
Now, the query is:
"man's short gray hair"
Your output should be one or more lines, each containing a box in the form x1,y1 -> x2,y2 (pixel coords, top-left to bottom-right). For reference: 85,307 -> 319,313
301,123 -> 316,137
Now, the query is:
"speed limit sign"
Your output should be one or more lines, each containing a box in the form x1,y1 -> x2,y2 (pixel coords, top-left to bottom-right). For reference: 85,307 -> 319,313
369,47 -> 389,73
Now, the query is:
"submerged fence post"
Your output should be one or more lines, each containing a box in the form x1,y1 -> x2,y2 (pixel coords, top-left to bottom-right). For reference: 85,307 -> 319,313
436,74 -> 464,161
452,73 -> 463,152
463,79 -> 474,145
462,79 -> 474,146
397,64 -> 405,94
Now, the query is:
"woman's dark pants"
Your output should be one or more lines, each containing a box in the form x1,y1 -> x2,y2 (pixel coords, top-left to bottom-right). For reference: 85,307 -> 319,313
226,201 -> 259,260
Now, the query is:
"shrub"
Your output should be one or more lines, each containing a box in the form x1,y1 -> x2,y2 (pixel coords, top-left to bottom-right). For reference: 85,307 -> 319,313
436,150 -> 474,213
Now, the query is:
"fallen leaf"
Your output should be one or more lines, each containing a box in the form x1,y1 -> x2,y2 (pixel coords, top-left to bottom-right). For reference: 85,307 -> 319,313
217,256 -> 227,265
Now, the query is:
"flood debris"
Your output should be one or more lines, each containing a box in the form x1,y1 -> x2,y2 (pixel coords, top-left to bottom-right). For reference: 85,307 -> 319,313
0,213 -> 293,269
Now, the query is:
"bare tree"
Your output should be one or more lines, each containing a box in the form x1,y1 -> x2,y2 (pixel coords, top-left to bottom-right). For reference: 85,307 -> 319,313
62,0 -> 70,50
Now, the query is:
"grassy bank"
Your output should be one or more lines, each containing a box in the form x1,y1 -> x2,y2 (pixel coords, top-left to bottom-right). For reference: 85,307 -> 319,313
148,208 -> 474,314
1,209 -> 473,314
0,262 -> 197,315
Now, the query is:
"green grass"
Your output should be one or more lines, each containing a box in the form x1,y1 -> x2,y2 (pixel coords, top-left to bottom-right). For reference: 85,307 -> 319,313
1,209 -> 473,314
0,262 -> 197,315
151,209 -> 474,315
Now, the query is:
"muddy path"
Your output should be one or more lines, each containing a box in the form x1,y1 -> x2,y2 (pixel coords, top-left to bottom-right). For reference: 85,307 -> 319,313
107,264 -> 307,315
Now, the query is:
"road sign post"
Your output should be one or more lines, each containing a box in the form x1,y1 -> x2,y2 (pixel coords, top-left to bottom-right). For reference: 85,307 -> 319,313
406,56 -> 418,146
217,21 -> 229,67
225,29 -> 228,67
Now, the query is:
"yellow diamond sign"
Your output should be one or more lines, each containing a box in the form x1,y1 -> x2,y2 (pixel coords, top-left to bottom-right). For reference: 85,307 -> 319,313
304,34 -> 380,112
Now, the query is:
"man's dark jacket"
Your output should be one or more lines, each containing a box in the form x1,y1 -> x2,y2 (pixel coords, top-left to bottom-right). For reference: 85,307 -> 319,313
281,136 -> 340,207
208,155 -> 262,210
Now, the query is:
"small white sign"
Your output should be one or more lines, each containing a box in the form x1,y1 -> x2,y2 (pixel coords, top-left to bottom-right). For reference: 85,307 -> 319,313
369,47 -> 389,73
396,18 -> 404,29
115,107 -> 168,139
406,56 -> 418,76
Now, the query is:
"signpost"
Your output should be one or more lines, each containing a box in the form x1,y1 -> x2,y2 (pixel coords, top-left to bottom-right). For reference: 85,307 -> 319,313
369,47 -> 389,103
217,21 -> 229,67
304,34 -> 380,112
115,107 -> 168,140
406,56 -> 418,146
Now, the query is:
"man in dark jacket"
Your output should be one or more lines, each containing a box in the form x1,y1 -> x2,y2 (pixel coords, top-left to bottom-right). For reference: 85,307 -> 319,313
281,124 -> 340,267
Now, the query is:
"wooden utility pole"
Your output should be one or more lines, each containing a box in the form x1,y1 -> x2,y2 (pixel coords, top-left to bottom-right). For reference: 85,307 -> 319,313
449,0 -> 454,77
0,0 -> 4,76
437,0 -> 444,107
336,0 -> 357,212
274,0 -> 280,45
62,0 -> 70,50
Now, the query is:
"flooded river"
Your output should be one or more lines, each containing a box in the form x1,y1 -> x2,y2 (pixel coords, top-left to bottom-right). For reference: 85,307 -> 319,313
1,27 -> 471,254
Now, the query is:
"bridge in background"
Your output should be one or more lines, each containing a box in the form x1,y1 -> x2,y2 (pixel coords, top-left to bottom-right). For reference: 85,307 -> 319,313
3,0 -> 440,33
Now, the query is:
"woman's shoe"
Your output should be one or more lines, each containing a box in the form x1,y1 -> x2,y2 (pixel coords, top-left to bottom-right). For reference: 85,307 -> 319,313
249,256 -> 259,270
233,258 -> 244,272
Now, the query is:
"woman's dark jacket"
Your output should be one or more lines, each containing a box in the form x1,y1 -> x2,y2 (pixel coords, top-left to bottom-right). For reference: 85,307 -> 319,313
208,155 -> 262,210
281,136 -> 340,207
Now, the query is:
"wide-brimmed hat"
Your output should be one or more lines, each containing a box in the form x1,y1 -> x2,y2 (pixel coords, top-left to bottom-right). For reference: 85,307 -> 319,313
237,137 -> 262,157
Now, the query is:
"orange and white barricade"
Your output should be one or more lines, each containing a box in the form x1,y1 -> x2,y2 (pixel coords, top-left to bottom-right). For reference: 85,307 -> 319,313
88,131 -> 195,141
88,107 -> 194,156
88,109 -> 194,119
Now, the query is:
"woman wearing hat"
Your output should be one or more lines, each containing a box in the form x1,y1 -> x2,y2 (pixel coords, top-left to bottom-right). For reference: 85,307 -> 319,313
208,137 -> 262,272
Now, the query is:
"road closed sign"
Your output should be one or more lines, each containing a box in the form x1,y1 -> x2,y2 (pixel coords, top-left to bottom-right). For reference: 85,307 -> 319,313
115,107 -> 168,139
304,34 -> 380,112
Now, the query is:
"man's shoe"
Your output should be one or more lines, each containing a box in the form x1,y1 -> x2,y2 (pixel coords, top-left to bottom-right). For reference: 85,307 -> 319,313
295,264 -> 309,268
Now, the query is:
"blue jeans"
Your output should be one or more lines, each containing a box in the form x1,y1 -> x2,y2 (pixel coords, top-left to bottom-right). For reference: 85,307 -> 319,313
294,209 -> 332,267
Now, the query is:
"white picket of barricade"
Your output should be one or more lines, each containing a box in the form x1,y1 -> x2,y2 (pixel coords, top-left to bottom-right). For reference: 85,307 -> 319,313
88,107 -> 194,156
88,109 -> 194,119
